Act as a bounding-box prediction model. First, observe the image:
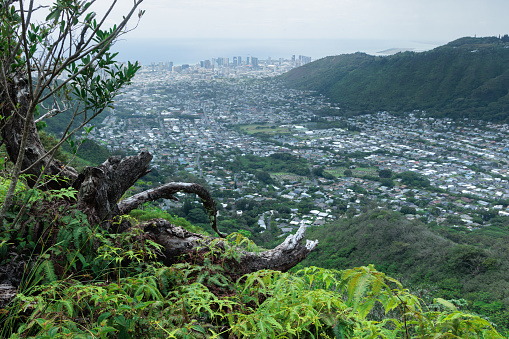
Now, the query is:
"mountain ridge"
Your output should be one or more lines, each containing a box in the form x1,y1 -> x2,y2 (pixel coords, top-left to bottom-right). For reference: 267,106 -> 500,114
280,36 -> 509,121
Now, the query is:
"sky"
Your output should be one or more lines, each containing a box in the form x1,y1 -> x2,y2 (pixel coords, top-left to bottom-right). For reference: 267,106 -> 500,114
90,0 -> 509,42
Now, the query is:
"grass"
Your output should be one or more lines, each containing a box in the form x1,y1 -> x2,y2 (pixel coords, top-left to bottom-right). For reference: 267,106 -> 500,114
327,167 -> 379,178
325,169 -> 344,178
238,124 -> 292,135
270,172 -> 311,182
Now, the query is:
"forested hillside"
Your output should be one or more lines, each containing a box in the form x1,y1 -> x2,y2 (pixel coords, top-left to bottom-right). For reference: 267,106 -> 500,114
303,208 -> 509,332
281,36 -> 509,121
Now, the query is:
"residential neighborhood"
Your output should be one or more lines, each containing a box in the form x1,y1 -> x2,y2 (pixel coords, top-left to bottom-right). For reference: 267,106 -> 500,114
85,61 -> 509,235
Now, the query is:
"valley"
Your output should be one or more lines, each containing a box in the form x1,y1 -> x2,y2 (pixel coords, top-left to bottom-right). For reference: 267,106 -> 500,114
82,65 -> 509,238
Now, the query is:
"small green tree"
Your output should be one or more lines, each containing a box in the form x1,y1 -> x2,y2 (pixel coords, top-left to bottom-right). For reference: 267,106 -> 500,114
400,206 -> 417,215
379,169 -> 393,178
0,0 -> 143,223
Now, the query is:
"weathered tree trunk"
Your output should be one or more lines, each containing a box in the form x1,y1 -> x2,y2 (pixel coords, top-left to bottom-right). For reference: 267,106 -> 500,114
0,76 -> 79,189
74,152 -> 153,228
142,219 -> 318,273
0,284 -> 17,309
236,223 -> 319,274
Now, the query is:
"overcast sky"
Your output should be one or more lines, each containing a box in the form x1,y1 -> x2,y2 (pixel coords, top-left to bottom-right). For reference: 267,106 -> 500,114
91,0 -> 508,42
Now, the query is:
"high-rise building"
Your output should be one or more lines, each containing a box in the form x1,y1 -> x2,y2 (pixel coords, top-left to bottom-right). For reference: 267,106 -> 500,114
233,56 -> 238,67
251,57 -> 259,69
299,55 -> 312,65
200,60 -> 212,69
238,56 -> 242,66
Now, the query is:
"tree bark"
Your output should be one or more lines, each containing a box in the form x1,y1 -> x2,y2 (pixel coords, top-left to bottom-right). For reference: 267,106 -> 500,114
0,284 -> 17,309
75,152 -> 153,228
236,223 -> 319,274
0,75 -> 78,189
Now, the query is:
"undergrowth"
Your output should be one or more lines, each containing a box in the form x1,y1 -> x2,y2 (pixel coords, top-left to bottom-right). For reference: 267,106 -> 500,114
0,186 -> 504,338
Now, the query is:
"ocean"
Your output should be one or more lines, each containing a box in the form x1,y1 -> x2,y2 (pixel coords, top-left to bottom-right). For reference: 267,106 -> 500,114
111,38 -> 444,66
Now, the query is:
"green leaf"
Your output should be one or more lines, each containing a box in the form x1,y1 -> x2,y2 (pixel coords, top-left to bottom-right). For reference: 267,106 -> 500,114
48,326 -> 59,338
191,325 -> 206,334
434,298 -> 458,311
98,311 -> 112,324
357,299 -> 375,319
46,9 -> 61,21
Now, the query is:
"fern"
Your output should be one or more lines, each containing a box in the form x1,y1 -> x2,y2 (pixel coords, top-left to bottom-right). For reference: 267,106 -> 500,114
207,273 -> 230,288
72,222 -> 90,249
40,260 -> 58,283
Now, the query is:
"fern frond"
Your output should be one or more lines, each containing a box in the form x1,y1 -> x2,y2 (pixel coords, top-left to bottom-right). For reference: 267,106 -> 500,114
344,268 -> 373,309
208,274 -> 230,288
73,225 -> 89,249
42,260 -> 58,283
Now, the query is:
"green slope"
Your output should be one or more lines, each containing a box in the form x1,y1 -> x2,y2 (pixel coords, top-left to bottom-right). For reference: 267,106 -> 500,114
281,36 -> 509,121
302,208 -> 509,330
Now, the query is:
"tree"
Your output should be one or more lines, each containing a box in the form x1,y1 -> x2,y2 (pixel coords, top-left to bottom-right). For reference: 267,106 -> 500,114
400,206 -> 417,215
0,0 -> 317,304
398,171 -> 430,188
1,1 -> 141,213
187,207 -> 210,224
255,170 -> 273,184
378,169 -> 393,178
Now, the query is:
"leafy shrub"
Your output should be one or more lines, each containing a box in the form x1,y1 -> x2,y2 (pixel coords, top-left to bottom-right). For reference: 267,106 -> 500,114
3,263 -> 502,338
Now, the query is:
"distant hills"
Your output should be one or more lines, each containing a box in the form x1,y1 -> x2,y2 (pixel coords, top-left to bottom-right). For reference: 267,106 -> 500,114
280,36 -> 509,122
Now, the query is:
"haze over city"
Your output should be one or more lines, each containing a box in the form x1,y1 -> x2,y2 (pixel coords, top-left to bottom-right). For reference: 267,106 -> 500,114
95,0 -> 508,41
82,0 -> 509,64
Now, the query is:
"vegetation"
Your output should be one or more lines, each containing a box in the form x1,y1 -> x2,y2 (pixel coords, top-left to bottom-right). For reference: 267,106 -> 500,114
281,36 -> 509,122
228,153 -> 310,178
303,208 -> 509,334
1,188 -> 503,338
1,1 -> 507,337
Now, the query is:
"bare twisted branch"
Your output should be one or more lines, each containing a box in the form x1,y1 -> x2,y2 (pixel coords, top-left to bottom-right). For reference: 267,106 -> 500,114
119,182 -> 225,237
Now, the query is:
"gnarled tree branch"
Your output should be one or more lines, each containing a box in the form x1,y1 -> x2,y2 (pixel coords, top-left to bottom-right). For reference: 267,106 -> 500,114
236,223 -> 319,274
141,219 -> 318,273
73,152 -> 224,237
118,182 -> 225,237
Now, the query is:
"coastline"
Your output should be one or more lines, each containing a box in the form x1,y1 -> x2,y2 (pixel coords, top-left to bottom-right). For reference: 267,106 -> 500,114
112,38 -> 444,65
